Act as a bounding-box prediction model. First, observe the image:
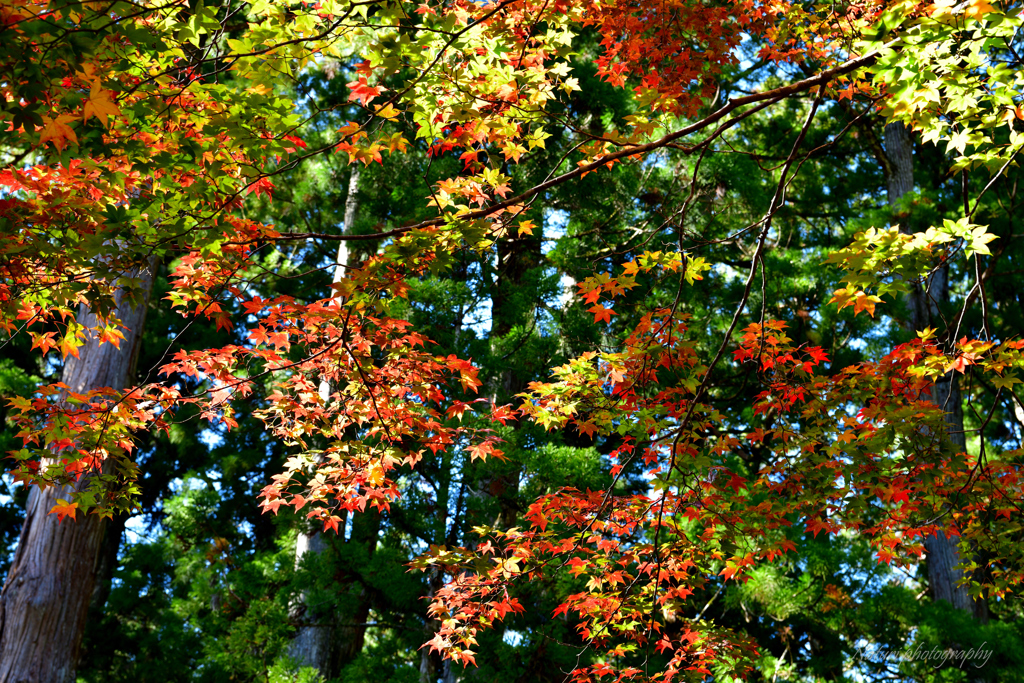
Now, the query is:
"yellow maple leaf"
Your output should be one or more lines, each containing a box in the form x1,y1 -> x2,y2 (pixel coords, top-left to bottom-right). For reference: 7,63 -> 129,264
966,0 -> 996,20
83,87 -> 121,127
245,83 -> 273,96
374,102 -> 400,121
493,555 -> 522,579
517,219 -> 536,237
852,291 -> 884,317
367,462 -> 386,486
502,141 -> 526,162
928,0 -> 957,16
38,114 -> 79,151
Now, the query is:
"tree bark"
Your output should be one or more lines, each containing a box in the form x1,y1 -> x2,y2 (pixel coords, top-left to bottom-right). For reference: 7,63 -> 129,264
419,569 -> 445,683
883,122 -> 982,617
0,261 -> 156,683
289,167 -> 362,675
884,122 -> 915,206
289,530 -> 334,673
492,227 -> 542,397
483,226 -> 542,529
332,510 -> 378,670
924,376 -> 975,612
86,512 -> 127,624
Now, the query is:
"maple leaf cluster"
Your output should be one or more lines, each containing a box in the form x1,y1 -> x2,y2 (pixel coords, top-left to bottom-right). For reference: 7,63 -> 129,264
411,253 -> 1024,678
2,0 -> 1024,679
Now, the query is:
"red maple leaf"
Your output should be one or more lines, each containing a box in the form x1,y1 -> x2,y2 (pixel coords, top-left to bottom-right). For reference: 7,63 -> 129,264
347,77 -> 384,105
589,304 -> 616,324
49,498 -> 79,523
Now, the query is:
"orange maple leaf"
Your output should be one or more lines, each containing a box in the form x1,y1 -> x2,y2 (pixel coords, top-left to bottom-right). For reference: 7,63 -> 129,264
468,440 -> 504,462
82,87 -> 121,127
346,77 -> 383,106
720,564 -> 741,581
830,287 -> 883,317
966,0 -> 996,20
49,498 -> 79,523
446,400 -> 474,421
38,115 -> 78,151
852,291 -> 883,317
97,326 -> 126,349
589,304 -> 616,324
367,462 -> 386,486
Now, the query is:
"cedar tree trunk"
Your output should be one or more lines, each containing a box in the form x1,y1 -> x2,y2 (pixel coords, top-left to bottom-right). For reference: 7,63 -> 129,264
0,261 -> 156,683
289,168 -> 364,674
883,122 -> 982,616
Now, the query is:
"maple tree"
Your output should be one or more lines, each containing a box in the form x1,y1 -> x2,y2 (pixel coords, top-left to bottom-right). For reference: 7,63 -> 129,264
4,0 -> 1024,681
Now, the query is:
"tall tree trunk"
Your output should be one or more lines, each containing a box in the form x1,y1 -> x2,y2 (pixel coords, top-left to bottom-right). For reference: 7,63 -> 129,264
883,122 -> 983,618
289,168 -> 362,676
332,510 -> 379,669
483,227 -> 542,528
924,375 -> 975,612
419,568 -> 445,683
884,122 -> 915,207
289,509 -> 381,675
492,228 -> 541,396
0,262 -> 156,683
88,514 -> 126,615
289,529 -> 334,673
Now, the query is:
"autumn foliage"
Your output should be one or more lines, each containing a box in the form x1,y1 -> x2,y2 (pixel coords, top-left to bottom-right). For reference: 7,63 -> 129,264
3,0 -> 1024,680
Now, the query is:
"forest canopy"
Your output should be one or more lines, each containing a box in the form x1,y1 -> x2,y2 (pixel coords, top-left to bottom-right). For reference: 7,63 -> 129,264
2,0 -> 1024,681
